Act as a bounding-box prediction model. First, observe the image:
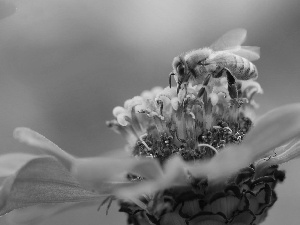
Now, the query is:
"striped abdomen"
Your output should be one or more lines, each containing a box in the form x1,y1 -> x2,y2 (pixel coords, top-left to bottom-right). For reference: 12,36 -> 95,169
210,51 -> 258,80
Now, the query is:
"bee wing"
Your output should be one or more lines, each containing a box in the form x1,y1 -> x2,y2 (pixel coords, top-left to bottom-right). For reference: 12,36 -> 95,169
224,46 -> 260,61
210,28 -> 247,51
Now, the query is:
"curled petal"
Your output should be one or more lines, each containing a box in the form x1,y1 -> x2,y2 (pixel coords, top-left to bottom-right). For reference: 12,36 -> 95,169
0,156 -> 103,216
106,121 -> 138,146
116,113 -> 130,126
13,128 -> 75,170
156,87 -> 177,100
140,90 -> 154,100
240,80 -> 263,95
151,87 -> 164,97
0,153 -> 39,178
124,96 -> 143,110
112,106 -> 126,117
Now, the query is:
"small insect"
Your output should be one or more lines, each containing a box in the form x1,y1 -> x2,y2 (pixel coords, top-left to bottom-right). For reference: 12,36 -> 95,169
169,29 -> 260,101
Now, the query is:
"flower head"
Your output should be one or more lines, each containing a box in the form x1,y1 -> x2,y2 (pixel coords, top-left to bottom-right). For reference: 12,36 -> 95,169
103,77 -> 295,225
108,79 -> 261,163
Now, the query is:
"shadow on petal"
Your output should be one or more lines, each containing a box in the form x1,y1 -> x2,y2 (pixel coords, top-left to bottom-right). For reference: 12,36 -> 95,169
0,156 -> 105,216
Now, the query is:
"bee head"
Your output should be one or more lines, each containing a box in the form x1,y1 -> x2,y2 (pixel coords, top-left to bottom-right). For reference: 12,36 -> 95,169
171,56 -> 193,94
172,56 -> 186,78
171,56 -> 188,91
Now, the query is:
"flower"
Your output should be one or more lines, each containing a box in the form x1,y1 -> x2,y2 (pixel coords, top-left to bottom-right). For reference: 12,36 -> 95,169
0,72 -> 300,225
108,79 -> 262,163
0,128 -> 162,224
105,80 -> 295,225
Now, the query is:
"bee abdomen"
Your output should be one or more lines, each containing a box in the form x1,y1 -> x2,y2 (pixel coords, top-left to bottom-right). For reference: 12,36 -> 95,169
230,56 -> 258,80
248,61 -> 258,80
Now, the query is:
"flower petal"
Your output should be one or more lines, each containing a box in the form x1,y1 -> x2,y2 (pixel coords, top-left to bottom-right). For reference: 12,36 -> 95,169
0,153 -> 39,178
116,102 -> 300,198
256,136 -> 300,172
5,202 -> 99,225
188,145 -> 252,182
190,103 -> 300,181
13,128 -> 163,194
13,127 -> 75,170
72,156 -> 163,191
116,156 -> 188,200
243,103 -> 300,161
130,158 -> 163,180
0,156 -> 104,216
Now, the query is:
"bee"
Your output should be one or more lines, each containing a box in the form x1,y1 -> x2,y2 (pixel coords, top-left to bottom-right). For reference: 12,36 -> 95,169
169,29 -> 260,101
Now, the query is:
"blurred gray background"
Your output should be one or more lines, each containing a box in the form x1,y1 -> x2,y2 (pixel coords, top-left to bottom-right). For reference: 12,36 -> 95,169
0,0 -> 300,224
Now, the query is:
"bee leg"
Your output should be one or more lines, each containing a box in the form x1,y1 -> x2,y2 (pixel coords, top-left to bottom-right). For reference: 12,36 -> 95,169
169,72 -> 175,88
222,68 -> 246,108
214,68 -> 238,99
223,68 -> 238,100
177,72 -> 192,94
197,74 -> 212,98
176,82 -> 182,94
212,68 -> 226,78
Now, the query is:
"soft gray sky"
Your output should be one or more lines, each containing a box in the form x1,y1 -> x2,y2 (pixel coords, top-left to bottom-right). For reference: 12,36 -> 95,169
0,0 -> 300,224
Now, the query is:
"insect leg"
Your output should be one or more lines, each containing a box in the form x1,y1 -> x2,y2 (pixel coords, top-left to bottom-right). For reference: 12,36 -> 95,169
214,68 -> 247,108
176,72 -> 192,94
176,82 -> 182,94
213,68 -> 238,99
197,74 -> 212,98
169,72 -> 175,88
224,68 -> 238,100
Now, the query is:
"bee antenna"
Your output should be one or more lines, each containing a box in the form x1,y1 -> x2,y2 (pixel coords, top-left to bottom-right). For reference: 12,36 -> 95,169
169,72 -> 175,88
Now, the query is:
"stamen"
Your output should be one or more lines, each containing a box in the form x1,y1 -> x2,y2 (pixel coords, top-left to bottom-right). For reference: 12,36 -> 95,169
223,127 -> 233,134
139,133 -> 151,150
198,143 -> 218,155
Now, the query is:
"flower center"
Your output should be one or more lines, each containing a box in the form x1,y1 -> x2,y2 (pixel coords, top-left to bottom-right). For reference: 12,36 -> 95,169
108,79 -> 261,164
132,112 -> 252,162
